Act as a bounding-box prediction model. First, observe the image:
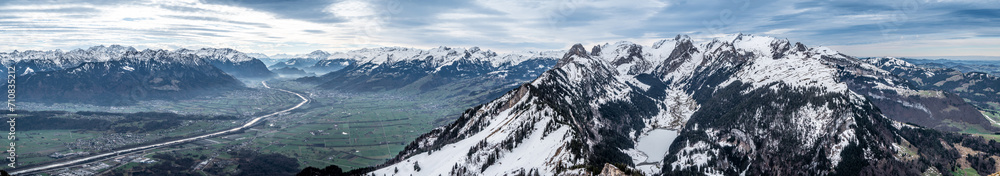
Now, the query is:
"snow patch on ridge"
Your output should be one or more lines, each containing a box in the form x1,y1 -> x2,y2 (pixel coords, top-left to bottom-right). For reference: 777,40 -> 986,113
21,67 -> 34,75
724,43 -> 848,93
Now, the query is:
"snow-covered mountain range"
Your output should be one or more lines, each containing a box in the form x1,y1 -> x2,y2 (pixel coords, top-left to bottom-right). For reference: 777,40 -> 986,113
1,45 -> 274,78
293,46 -> 564,105
1,45 -> 140,73
1,46 -> 253,105
348,34 -> 1000,175
299,46 -> 562,84
271,47 -> 564,78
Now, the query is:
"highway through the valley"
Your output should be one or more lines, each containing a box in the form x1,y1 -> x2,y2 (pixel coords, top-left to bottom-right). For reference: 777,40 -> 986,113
10,81 -> 309,175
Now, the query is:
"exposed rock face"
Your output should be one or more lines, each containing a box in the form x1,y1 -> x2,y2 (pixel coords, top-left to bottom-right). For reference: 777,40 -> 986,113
598,163 -> 625,176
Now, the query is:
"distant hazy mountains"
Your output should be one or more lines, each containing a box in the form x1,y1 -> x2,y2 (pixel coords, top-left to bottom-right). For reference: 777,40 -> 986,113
271,67 -> 314,77
267,50 -> 355,75
905,58 -> 1000,76
862,57 -> 1000,130
887,58 -> 1000,109
0,45 -> 274,105
178,48 -> 274,78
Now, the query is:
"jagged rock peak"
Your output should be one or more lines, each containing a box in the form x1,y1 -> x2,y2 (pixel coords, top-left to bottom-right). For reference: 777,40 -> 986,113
651,35 -> 692,51
597,41 -> 645,67
794,42 -> 808,52
591,45 -> 602,56
733,32 -> 746,41
556,44 -> 589,67
568,43 -> 588,55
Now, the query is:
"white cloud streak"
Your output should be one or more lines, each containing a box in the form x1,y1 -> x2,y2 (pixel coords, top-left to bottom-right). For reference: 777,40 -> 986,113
0,0 -> 374,54
0,0 -> 997,58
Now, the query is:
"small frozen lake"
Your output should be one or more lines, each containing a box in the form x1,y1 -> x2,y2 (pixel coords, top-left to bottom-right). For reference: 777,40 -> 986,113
635,129 -> 679,163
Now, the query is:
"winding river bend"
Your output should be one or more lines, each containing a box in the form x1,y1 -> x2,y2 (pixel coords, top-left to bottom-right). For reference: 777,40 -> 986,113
11,81 -> 309,175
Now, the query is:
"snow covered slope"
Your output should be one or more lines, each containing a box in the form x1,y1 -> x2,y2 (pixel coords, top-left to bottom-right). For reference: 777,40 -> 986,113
360,34 -> 998,175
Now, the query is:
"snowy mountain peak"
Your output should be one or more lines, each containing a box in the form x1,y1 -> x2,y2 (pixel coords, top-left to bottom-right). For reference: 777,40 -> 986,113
589,41 -> 653,75
315,46 -> 560,69
181,48 -> 255,62
709,33 -> 787,56
2,45 -> 275,79
651,35 -> 688,49
555,44 -> 591,67
1,45 -> 138,69
308,50 -> 329,56
435,46 -> 453,51
487,50 -> 564,67
460,46 -> 499,60
648,35 -> 694,63
590,45 -> 603,56
794,42 -> 808,52
2,45 -> 262,65
864,57 -> 916,68
568,43 -> 587,54
83,44 -> 138,54
599,41 -> 643,61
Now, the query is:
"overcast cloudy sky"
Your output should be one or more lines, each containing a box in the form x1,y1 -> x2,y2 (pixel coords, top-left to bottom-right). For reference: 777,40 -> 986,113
1,0 -> 998,58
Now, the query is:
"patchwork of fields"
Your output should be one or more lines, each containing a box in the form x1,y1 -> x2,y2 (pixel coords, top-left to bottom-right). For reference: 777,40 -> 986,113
15,79 -> 493,174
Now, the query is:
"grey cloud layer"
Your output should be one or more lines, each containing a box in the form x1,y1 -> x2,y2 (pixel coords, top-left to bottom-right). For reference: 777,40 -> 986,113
0,0 -> 997,57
